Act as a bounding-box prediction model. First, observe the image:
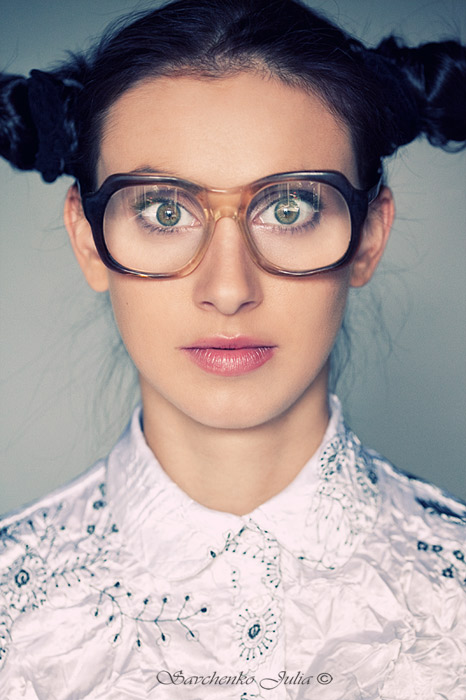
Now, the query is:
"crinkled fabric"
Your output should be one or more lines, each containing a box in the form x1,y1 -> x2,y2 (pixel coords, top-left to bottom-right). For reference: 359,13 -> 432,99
1,396 -> 465,699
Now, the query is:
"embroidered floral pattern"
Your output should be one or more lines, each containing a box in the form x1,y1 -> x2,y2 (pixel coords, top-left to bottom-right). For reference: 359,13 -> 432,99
93,585 -> 209,647
417,540 -> 466,587
2,549 -> 48,612
0,484 -> 214,666
223,523 -> 282,669
0,483 -> 118,667
225,523 -> 282,591
301,430 -> 380,569
236,603 -> 278,663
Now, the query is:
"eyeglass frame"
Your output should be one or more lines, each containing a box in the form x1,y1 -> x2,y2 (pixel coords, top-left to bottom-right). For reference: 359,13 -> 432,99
80,170 -> 382,279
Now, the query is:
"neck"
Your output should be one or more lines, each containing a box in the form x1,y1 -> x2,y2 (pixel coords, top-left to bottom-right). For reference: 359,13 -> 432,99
140,374 -> 330,516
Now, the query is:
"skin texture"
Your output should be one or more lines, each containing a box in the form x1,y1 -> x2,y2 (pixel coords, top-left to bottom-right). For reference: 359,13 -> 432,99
65,72 -> 394,514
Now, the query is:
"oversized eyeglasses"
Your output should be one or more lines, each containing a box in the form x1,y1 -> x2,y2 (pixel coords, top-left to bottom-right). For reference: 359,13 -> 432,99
81,171 -> 381,278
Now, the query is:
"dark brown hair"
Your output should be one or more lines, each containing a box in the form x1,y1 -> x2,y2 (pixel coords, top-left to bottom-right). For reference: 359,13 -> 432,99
1,0 -> 465,191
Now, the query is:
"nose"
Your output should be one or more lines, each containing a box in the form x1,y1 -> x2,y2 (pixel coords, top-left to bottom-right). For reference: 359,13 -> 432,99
192,216 -> 263,315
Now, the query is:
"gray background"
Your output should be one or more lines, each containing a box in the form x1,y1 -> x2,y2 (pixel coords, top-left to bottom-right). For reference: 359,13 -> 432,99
1,0 -> 465,514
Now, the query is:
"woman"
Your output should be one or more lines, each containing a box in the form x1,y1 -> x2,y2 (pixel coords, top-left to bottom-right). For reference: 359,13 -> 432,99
1,0 -> 465,697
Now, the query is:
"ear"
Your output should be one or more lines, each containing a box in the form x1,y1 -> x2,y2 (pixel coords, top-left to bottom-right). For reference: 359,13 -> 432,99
350,186 -> 395,288
64,183 -> 109,292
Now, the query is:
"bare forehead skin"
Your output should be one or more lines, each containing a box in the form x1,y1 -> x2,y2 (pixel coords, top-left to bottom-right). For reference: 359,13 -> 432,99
99,71 -> 358,188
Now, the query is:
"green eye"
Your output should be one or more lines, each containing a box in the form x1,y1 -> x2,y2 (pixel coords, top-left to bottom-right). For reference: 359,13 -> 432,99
156,200 -> 181,226
274,197 -> 301,225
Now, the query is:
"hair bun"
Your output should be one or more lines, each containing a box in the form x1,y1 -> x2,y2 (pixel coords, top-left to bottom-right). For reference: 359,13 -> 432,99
27,69 -> 82,182
0,69 -> 83,182
0,74 -> 38,172
374,36 -> 466,150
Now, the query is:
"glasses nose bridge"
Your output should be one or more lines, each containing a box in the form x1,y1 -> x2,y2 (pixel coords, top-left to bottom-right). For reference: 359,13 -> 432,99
206,189 -> 244,226
200,189 -> 257,269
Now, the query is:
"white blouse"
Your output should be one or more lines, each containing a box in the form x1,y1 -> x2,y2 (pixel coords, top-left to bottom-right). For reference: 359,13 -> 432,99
1,396 -> 465,699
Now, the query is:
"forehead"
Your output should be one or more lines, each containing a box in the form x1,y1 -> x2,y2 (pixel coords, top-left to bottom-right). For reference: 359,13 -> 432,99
99,72 -> 357,187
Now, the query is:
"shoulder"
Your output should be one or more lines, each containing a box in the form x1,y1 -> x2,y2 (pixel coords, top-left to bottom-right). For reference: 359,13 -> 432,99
366,446 -> 466,587
0,458 -> 121,669
0,458 -> 108,537
0,456 -> 117,575
370,447 -> 466,525
0,457 -> 116,579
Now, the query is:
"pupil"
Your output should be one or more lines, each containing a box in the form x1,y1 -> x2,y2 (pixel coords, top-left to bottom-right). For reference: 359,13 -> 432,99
274,198 -> 300,225
156,200 -> 181,226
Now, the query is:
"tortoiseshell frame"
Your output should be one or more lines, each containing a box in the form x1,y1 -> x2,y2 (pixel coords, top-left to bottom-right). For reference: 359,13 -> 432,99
80,171 -> 382,278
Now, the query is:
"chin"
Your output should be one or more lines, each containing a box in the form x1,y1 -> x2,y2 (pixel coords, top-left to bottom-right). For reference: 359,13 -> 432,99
181,402 -> 274,431
175,387 -> 307,432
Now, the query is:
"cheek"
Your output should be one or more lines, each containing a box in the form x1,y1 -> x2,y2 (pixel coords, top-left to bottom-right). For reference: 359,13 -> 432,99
282,269 -> 351,347
321,274 -> 350,336
106,275 -> 176,363
107,279 -> 144,345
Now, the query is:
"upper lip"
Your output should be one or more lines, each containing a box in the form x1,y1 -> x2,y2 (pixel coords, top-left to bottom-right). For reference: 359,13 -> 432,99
181,336 -> 276,349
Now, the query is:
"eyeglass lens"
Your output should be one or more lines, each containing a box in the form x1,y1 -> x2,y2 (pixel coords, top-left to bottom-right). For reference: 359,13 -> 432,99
102,180 -> 352,275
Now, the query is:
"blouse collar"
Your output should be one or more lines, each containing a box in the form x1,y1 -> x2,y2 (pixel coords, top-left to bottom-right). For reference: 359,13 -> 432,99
106,395 -> 380,579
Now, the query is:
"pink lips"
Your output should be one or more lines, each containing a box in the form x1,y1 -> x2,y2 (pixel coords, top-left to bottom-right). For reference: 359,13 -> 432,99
181,337 -> 276,376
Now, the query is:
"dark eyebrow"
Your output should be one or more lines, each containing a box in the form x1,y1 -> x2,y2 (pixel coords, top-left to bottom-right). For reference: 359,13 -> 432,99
128,165 -> 180,177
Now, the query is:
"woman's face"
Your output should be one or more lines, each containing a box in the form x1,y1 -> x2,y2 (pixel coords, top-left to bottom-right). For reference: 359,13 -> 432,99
68,72 -> 391,430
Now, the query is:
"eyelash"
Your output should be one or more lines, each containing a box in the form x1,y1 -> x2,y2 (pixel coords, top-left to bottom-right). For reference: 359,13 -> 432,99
251,191 -> 323,232
132,196 -> 197,234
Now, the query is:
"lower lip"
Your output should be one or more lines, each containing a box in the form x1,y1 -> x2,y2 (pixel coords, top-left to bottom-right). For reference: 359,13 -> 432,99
181,346 -> 275,376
